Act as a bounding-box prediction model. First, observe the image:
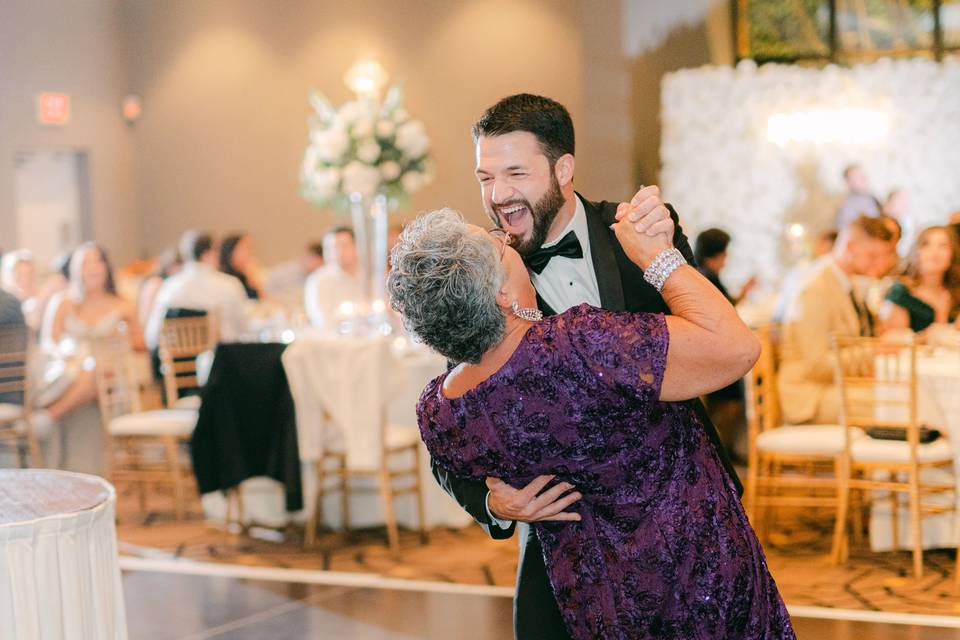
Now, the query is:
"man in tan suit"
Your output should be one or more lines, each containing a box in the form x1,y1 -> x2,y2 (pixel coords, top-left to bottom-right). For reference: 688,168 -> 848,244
778,216 -> 894,424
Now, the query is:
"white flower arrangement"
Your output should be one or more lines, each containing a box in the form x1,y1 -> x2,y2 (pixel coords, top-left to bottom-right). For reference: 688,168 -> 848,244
300,84 -> 434,211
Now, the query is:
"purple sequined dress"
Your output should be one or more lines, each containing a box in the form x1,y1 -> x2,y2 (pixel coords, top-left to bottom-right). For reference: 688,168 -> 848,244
418,305 -> 795,640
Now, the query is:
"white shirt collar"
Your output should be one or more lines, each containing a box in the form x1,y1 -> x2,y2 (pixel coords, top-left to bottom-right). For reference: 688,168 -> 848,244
541,196 -> 588,250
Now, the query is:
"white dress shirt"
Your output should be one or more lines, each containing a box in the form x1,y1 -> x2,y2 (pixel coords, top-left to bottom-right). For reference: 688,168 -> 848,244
303,266 -> 363,330
489,195 -> 602,529
144,262 -> 249,350
529,195 -> 601,314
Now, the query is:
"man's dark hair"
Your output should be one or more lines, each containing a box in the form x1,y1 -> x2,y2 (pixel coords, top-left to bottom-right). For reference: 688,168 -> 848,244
307,241 -> 323,258
850,215 -> 894,242
180,230 -> 214,262
694,228 -> 731,263
471,93 -> 575,167
843,164 -> 861,181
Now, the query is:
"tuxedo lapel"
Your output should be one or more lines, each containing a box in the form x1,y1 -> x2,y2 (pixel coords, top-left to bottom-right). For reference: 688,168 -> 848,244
579,193 -> 626,312
535,291 -> 557,317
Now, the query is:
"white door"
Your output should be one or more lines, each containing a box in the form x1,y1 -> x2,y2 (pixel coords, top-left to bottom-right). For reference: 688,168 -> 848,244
13,149 -> 89,271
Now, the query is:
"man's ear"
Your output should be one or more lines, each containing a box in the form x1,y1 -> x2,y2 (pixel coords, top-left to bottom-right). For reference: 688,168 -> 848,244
554,154 -> 575,187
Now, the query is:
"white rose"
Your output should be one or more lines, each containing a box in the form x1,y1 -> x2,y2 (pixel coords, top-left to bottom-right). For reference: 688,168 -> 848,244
380,161 -> 401,181
392,108 -> 409,123
400,170 -> 424,193
356,139 -> 381,164
314,125 -> 350,163
352,117 -> 374,139
338,100 -> 369,125
309,168 -> 340,200
342,161 -> 382,198
375,119 -> 396,139
395,120 -> 430,158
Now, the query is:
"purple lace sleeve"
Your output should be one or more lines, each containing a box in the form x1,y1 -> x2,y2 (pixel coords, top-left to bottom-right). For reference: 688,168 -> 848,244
563,304 -> 669,401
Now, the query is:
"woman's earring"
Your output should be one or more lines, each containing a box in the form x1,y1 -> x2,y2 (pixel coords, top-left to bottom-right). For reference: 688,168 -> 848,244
511,300 -> 543,322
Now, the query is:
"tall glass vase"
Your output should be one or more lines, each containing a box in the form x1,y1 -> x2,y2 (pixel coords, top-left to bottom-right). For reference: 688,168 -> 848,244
348,192 -> 390,332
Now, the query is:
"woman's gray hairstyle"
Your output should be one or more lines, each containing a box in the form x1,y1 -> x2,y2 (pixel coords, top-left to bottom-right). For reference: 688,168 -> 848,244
387,208 -> 506,364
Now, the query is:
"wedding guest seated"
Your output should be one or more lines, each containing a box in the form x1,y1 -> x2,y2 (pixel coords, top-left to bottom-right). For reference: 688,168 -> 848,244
38,243 -> 144,422
145,231 -> 248,350
304,227 -> 361,329
389,209 -> 793,638
137,247 -> 182,328
835,163 -> 881,230
693,228 -> 756,459
1,250 -> 39,330
879,226 -> 960,334
694,228 -> 756,305
0,288 -> 26,405
773,230 -> 838,324
220,233 -> 264,300
778,216 -> 894,424
264,241 -> 324,308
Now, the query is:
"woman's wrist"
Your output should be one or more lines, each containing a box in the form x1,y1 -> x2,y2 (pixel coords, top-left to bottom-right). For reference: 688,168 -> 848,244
643,248 -> 686,293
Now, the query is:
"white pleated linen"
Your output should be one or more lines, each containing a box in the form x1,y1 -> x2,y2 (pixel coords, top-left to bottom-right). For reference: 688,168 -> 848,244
869,350 -> 960,552
0,471 -> 127,640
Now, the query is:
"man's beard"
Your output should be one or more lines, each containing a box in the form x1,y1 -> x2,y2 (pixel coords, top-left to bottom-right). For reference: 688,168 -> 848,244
491,175 -> 566,258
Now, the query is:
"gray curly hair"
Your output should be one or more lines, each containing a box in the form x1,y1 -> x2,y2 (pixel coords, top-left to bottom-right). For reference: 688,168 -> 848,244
387,208 -> 506,364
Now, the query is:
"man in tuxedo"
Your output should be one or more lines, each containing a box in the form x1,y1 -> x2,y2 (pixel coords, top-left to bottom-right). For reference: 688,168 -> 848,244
431,93 -> 743,639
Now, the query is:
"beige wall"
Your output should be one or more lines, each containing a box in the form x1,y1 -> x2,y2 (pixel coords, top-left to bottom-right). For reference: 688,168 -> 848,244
629,2 -> 733,187
0,0 -> 727,266
122,0 -> 636,265
0,0 -> 139,262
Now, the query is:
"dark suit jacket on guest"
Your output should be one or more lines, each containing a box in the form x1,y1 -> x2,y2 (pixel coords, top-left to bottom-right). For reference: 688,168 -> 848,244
430,194 -> 743,640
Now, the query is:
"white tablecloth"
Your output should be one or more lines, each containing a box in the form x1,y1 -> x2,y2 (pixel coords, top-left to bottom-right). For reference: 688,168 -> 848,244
282,334 -> 472,530
869,349 -> 960,551
0,470 -> 127,640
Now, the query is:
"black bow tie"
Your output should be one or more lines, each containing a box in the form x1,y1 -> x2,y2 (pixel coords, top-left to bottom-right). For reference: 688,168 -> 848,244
523,231 -> 583,274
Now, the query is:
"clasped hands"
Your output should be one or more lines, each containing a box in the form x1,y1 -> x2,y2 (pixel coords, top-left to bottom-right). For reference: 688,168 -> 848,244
486,184 -> 673,524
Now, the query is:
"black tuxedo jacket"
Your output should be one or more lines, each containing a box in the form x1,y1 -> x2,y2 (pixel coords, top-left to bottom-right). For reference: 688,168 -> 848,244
429,194 -> 743,639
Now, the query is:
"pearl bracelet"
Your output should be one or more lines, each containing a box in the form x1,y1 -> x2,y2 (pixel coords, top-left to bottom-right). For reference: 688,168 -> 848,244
642,248 -> 686,293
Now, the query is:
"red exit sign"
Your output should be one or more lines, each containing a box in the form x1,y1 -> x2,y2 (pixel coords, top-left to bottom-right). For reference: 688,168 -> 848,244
37,93 -> 70,125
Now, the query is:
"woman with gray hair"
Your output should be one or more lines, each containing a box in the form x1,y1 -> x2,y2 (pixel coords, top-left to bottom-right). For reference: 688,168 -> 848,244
389,208 -> 794,639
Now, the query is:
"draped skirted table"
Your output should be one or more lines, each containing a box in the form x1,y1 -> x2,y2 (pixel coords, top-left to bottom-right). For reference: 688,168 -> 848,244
0,470 -> 127,640
282,334 -> 472,530
869,349 -> 960,551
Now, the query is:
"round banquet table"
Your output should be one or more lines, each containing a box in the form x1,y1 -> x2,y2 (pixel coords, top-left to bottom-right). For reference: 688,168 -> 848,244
0,469 -> 127,640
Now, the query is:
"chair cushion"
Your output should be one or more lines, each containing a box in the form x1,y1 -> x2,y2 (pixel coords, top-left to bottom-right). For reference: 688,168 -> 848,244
756,424 -> 864,456
109,409 -> 197,437
385,424 -> 420,449
0,403 -> 24,423
851,435 -> 954,464
172,395 -> 201,410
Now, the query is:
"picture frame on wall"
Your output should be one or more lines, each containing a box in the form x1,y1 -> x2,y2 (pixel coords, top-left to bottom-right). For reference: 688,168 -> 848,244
734,0 -> 959,63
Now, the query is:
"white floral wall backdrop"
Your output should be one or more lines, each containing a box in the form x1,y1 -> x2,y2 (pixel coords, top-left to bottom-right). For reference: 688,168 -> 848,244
661,57 -> 960,287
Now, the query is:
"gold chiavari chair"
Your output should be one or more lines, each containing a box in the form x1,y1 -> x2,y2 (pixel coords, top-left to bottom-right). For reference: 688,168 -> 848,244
831,335 -> 954,578
94,335 -> 197,519
158,314 -> 215,409
744,325 -> 856,561
0,326 -> 43,467
305,418 -> 427,555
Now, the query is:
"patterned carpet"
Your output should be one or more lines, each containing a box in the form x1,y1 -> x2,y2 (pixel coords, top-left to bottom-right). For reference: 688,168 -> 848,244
115,489 -> 960,618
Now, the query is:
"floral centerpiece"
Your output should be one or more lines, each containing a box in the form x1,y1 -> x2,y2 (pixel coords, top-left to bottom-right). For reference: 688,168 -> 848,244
298,61 -> 433,332
300,83 -> 433,211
